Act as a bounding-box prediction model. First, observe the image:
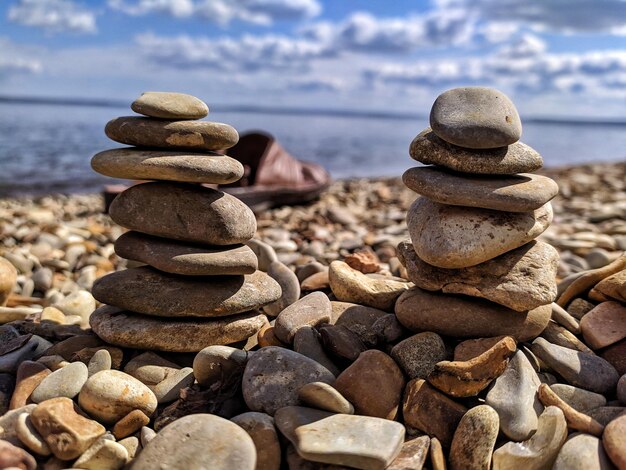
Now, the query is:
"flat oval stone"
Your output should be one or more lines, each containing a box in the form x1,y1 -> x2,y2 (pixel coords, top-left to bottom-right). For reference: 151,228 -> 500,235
492,406 -> 568,470
485,350 -> 543,441
92,267 -> 280,317
407,198 -> 553,268
131,91 -> 209,119
553,433 -> 614,470
449,405 -> 499,470
90,306 -> 267,352
133,414 -> 256,470
275,292 -> 331,344
242,347 -> 335,415
398,240 -> 558,312
231,412 -> 281,470
109,182 -> 256,245
430,87 -> 521,148
30,361 -> 88,403
603,414 -> 626,468
410,128 -> 542,175
395,288 -> 552,342
580,301 -> 626,350
530,338 -> 619,394
403,167 -> 558,212
105,117 -> 238,150
263,261 -> 301,317
78,370 -> 157,424
115,232 -> 258,276
298,382 -> 354,414
390,332 -> 447,380
92,148 -> 243,184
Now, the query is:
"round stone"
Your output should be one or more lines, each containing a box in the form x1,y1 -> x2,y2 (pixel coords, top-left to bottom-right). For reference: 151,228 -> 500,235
131,91 -> 209,119
115,232 -> 258,276
603,414 -> 626,468
132,414 -> 256,470
390,332 -> 447,380
78,370 -> 158,424
274,292 -> 331,344
553,433 -> 614,470
193,345 -> 248,387
407,198 -> 553,269
410,129 -> 543,175
90,306 -> 267,352
92,267 -> 281,317
109,182 -> 256,245
30,361 -> 88,403
92,148 -> 244,184
449,405 -> 500,470
0,257 -> 17,307
403,167 -> 558,212
105,117 -> 238,150
430,87 -> 521,148
395,288 -> 552,342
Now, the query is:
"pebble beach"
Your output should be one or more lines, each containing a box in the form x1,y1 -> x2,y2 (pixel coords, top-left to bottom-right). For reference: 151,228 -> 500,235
0,89 -> 625,470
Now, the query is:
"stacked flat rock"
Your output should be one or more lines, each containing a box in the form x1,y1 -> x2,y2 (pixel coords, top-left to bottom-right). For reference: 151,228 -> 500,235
89,92 -> 281,352
398,87 -> 560,333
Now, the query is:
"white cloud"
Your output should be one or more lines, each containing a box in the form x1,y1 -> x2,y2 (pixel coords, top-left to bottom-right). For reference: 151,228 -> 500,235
0,37 -> 43,77
109,0 -> 321,25
8,0 -> 97,34
287,77 -> 344,92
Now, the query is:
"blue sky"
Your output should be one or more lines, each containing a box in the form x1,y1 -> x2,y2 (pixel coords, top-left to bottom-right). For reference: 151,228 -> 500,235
4,0 -> 626,117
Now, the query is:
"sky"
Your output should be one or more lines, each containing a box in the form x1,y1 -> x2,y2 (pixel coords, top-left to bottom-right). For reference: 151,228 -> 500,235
3,0 -> 626,118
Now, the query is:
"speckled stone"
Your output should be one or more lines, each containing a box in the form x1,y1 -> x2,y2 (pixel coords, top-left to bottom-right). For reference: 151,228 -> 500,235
193,345 -> 248,387
131,91 -> 209,119
449,405 -> 499,470
390,332 -> 447,379
274,292 -> 330,344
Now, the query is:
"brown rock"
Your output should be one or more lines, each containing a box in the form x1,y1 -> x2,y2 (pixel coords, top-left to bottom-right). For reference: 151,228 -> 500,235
344,250 -> 380,274
601,339 -> 626,375
332,301 -> 388,344
430,437 -> 446,470
105,116 -> 238,150
0,439 -> 36,470
334,350 -> 405,420
0,257 -> 17,307
428,336 -> 517,397
90,305 -> 268,352
594,269 -> 626,302
115,231 -> 258,276
319,324 -> 367,363
113,410 -> 151,440
398,240 -> 558,312
274,292 -> 331,344
402,379 -> 467,447
257,324 -> 288,348
387,436 -> 430,470
603,414 -> 626,469
231,412 -> 281,470
537,383 -> 605,436
109,182 -> 256,245
395,288 -> 551,342
541,321 -> 594,354
10,362 -> 50,410
391,332 -> 447,379
581,301 -> 626,350
292,327 -> 340,377
131,91 -> 209,119
30,397 -> 105,460
301,271 -> 330,291
92,267 -> 280,317
71,346 -> 124,370
454,336 -> 506,361
43,335 -> 103,361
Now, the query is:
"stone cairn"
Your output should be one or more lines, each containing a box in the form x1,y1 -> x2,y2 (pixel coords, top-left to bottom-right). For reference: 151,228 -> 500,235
89,91 -> 282,353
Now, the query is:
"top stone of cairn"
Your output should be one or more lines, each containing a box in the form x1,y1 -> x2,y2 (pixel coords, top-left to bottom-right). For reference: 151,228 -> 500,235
131,91 -> 209,120
430,87 -> 522,149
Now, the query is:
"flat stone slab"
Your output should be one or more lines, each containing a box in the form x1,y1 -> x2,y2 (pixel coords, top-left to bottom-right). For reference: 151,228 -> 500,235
109,182 -> 256,245
403,167 -> 558,212
398,240 -> 558,312
92,267 -> 280,317
115,232 -> 258,276
91,148 -> 243,184
105,116 -> 238,150
395,288 -> 551,342
430,87 -> 521,148
410,129 -> 543,175
131,92 -> 209,119
407,197 -> 553,268
90,305 -> 267,352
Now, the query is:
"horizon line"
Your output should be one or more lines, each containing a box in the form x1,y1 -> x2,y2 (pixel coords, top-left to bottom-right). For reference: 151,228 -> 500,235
1,94 -> 625,127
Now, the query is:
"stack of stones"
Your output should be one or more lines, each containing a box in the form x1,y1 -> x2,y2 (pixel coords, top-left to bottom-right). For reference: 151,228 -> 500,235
89,92 -> 281,352
397,87 -> 560,343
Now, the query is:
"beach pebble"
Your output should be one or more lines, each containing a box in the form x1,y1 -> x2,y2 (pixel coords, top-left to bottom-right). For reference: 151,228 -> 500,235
0,439 -> 36,470
581,301 -> 626,349
390,332 -> 447,379
87,349 -> 111,376
117,436 -> 140,459
193,345 -> 248,387
109,182 -> 255,244
334,349 -> 405,420
264,261 -> 301,317
246,239 -> 278,272
550,384 -> 607,412
492,406 -> 568,470
329,261 -> 411,311
553,433 -> 614,470
16,412 -> 50,456
387,436 -> 430,470
410,128 -> 542,174
398,239 -> 558,312
30,361 -> 88,403
52,290 -> 95,325
486,350 -> 543,441
90,306 -> 267,352
30,397 -> 105,460
92,267 -> 280,317
242,346 -> 334,415
567,298 -> 596,320
594,269 -> 626,302
115,231 -> 257,276
603,414 -> 626,468
231,412 -> 281,470
298,382 -> 354,414
541,321 -> 593,353
0,257 -> 17,306
151,367 -> 194,403
132,414 -> 256,470
430,87 -> 521,148
40,306 -> 65,324
112,410 -> 151,440
10,361 -> 50,409
0,404 -> 37,447
293,327 -> 340,376
319,324 -> 366,363
588,406 -> 626,426
396,288 -> 551,341
78,370 -> 158,424
140,427 -> 156,447
332,301 -> 388,343
602,339 -> 626,375
531,338 -> 619,394
403,167 -> 557,212
407,198 -> 552,268
105,116 -> 238,150
74,438 -> 129,470
449,405 -> 499,470
131,91 -> 208,119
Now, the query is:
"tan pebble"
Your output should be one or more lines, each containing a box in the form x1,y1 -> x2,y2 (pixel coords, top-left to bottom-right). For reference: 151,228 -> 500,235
16,412 -> 51,456
113,409 -> 150,440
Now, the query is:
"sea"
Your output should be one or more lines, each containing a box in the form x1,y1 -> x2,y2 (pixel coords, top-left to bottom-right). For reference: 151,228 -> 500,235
1,99 -> 626,197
